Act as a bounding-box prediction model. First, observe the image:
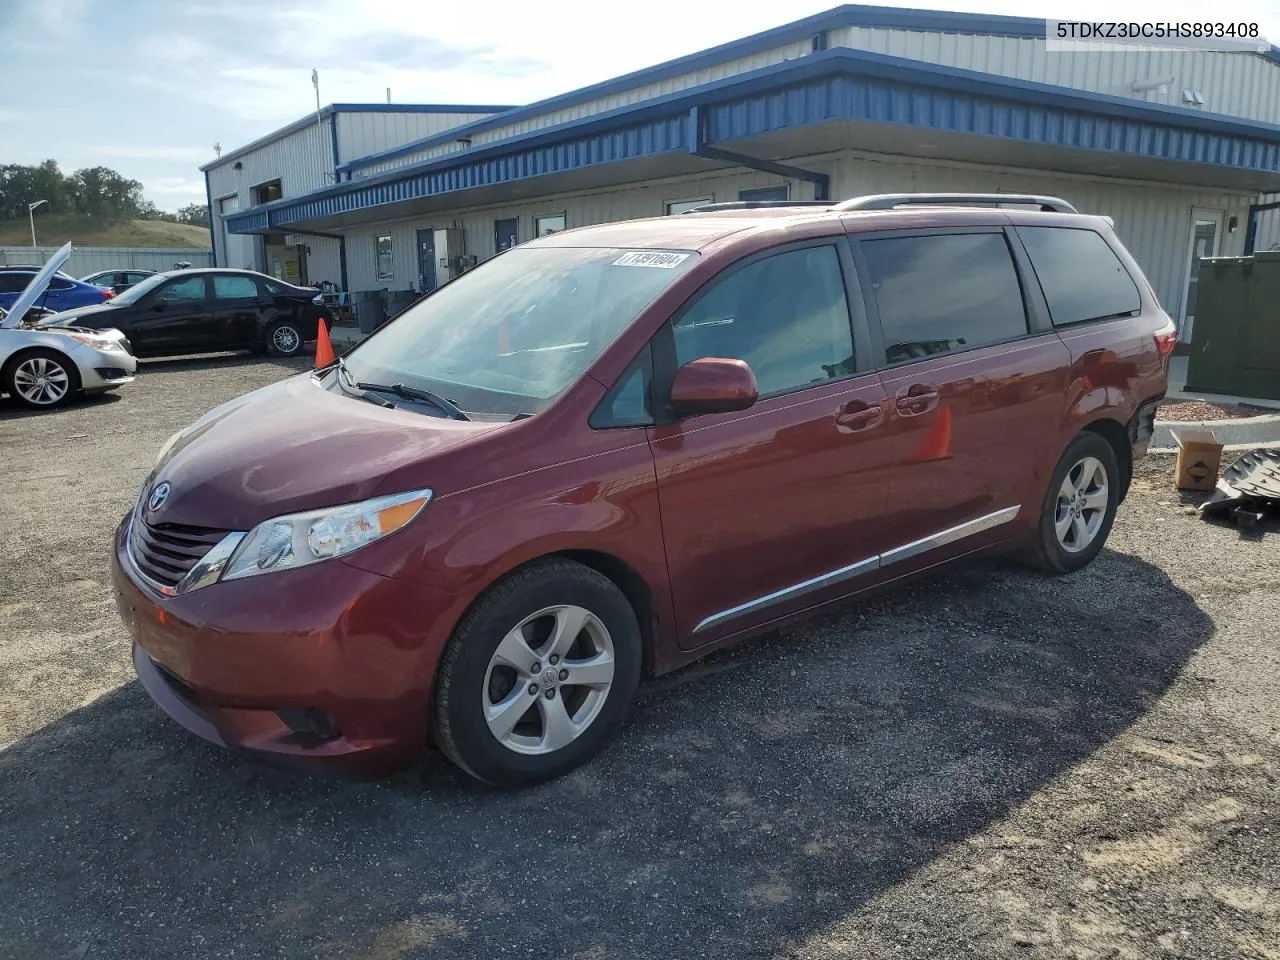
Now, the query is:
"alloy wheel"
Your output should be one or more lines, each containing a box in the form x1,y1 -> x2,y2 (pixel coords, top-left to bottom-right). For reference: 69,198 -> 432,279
272,325 -> 300,353
13,356 -> 70,406
1054,455 -> 1109,553
481,604 -> 615,756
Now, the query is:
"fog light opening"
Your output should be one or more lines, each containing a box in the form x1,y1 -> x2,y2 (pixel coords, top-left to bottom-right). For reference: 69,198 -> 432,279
276,707 -> 342,742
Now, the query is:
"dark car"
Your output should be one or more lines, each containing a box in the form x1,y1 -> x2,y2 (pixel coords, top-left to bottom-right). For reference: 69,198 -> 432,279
80,269 -> 157,294
1,267 -> 113,317
42,268 -> 330,357
112,193 -> 1174,787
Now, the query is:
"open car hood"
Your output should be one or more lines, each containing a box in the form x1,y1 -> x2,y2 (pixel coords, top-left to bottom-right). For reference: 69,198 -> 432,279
0,242 -> 72,329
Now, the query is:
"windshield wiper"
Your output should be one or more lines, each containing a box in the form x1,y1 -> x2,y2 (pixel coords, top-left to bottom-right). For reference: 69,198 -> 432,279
336,358 -> 470,420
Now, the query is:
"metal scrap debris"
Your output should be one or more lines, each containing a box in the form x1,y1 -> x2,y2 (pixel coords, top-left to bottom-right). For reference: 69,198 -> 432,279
1199,448 -> 1280,527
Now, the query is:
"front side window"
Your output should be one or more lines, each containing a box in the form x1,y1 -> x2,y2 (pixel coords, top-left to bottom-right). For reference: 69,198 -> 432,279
672,245 -> 855,397
158,276 -> 207,302
376,236 -> 394,280
535,214 -> 567,237
861,233 -> 1028,365
1016,227 -> 1141,326
212,275 -> 259,299
125,272 -> 152,285
50,277 -> 74,290
343,246 -> 697,417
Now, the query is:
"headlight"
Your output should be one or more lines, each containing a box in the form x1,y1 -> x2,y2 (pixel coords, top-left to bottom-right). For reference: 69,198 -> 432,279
220,488 -> 432,581
68,333 -> 122,350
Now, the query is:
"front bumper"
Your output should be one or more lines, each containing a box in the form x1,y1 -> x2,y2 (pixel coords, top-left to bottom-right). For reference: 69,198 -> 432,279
72,341 -> 137,391
112,515 -> 459,776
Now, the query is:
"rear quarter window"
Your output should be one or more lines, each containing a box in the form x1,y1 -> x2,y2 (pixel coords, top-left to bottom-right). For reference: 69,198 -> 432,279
1016,227 -> 1141,326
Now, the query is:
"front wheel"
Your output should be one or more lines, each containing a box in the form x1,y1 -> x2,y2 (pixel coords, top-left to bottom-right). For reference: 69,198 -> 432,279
1025,432 -> 1120,574
433,559 -> 642,787
4,350 -> 80,410
265,320 -> 304,357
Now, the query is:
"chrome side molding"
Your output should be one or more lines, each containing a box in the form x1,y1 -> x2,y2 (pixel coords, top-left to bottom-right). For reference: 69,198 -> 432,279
692,505 -> 1021,635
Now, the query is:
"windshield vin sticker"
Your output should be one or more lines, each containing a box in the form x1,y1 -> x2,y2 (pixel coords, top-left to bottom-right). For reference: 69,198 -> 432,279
612,251 -> 690,268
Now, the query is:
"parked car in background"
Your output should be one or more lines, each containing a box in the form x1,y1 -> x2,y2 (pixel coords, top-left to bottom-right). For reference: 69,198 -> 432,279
113,194 -> 1173,787
0,266 -> 113,319
40,268 -> 331,357
1,244 -> 136,410
81,269 -> 156,294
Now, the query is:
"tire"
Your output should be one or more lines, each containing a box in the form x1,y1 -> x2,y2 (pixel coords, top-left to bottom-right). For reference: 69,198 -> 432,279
1024,432 -> 1120,574
4,349 -> 81,410
265,320 -> 304,357
433,559 -> 643,788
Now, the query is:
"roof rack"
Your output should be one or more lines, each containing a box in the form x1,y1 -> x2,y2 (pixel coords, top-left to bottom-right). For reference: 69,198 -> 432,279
835,193 -> 1078,214
681,200 -> 833,214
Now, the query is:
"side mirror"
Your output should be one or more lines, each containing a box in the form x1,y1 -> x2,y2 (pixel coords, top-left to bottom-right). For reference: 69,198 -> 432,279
669,357 -> 758,416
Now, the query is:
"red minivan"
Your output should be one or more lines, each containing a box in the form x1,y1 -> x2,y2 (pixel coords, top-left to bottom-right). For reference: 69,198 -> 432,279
113,194 -> 1174,786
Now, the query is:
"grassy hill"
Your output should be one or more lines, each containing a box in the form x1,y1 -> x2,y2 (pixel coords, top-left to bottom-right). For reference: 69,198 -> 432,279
0,216 -> 209,248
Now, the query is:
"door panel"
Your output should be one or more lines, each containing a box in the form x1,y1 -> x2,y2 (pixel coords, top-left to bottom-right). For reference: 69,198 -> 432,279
131,275 -> 212,353
417,229 -> 437,292
1179,208 -> 1223,343
494,218 -> 519,253
210,274 -> 265,347
647,241 -> 892,648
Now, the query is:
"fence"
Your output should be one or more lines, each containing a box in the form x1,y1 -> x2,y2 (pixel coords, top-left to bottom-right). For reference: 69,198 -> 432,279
0,246 -> 213,277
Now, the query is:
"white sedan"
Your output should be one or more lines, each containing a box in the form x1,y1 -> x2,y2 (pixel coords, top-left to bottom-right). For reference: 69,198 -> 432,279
0,244 -> 137,410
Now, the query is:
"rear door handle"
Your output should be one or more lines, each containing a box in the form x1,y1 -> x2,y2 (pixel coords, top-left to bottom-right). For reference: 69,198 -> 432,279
896,387 -> 940,416
836,402 -> 883,432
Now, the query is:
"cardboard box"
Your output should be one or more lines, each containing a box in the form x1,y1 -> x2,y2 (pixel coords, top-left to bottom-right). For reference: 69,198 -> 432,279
1172,427 -> 1223,491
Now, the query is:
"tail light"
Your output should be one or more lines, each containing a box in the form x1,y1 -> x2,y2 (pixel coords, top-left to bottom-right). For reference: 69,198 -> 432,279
100,288 -> 115,300
1153,317 -> 1177,358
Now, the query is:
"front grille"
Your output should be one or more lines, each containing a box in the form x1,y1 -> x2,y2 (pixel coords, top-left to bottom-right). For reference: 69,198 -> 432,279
129,516 -> 230,589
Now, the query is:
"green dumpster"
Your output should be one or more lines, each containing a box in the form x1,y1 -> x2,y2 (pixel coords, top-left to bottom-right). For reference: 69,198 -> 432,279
1185,252 -> 1280,401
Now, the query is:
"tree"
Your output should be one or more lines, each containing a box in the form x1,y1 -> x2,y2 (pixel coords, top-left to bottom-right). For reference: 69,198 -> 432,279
0,159 -> 69,221
175,203 -> 210,228
67,166 -> 146,222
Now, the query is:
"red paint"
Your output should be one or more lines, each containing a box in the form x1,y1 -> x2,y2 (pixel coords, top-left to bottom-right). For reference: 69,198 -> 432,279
114,206 -> 1170,774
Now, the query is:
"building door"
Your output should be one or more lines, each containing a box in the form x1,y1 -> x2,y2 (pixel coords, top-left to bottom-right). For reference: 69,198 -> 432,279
417,229 -> 437,292
738,186 -> 788,202
494,218 -> 519,253
218,195 -> 255,270
1179,208 -> 1224,342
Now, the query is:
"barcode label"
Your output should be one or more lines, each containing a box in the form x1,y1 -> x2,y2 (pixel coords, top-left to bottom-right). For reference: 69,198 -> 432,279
612,251 -> 690,268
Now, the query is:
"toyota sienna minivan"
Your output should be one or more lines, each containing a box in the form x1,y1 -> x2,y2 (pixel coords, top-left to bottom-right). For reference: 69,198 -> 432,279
114,194 -> 1174,787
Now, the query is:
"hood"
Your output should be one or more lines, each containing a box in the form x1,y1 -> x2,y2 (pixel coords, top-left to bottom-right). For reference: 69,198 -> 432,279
151,374 -> 506,531
0,242 -> 71,329
37,301 -> 120,327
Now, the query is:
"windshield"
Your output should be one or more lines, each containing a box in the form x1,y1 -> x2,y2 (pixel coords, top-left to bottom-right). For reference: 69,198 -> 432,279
109,273 -> 171,305
342,246 -> 697,416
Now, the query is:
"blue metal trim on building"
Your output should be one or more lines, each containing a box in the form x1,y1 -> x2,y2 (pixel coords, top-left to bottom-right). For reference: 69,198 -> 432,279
336,4 -> 1280,176
688,105 -> 830,199
224,47 -> 1280,235
204,172 -> 217,266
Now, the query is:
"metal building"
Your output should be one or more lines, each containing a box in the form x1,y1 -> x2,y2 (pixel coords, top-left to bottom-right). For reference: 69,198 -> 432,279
202,5 -> 1280,342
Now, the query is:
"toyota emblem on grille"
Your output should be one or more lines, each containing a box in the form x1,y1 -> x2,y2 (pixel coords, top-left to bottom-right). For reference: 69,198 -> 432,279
147,482 -> 172,513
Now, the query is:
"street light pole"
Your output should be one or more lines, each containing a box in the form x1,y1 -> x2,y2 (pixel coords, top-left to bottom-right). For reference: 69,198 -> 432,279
28,199 -> 48,248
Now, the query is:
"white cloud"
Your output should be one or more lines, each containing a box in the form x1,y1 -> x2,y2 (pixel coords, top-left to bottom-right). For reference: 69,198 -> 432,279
142,177 -> 208,203
93,146 -> 212,162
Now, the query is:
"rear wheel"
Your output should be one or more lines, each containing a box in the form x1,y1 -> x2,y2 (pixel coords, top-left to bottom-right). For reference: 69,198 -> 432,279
433,559 -> 642,787
1025,432 -> 1120,574
265,320 -> 303,357
4,349 -> 80,410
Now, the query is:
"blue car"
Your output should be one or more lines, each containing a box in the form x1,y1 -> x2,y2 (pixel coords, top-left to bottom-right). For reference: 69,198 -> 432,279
0,266 -> 112,320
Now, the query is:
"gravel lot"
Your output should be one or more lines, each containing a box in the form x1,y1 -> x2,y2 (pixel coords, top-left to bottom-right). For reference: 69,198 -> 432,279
1,357 -> 1278,960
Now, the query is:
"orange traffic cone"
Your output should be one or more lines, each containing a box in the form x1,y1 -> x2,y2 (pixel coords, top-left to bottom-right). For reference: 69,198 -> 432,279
314,317 -> 335,368
911,404 -> 952,462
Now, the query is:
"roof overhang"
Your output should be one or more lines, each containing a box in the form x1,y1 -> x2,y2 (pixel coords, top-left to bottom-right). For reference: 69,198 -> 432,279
224,48 -> 1280,236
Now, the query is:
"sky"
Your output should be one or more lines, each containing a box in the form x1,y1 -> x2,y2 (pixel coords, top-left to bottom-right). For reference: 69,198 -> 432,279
2,0 -> 1279,212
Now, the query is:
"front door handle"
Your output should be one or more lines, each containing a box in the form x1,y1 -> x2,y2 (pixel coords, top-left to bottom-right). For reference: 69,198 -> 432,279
896,385 -> 940,417
836,401 -> 883,432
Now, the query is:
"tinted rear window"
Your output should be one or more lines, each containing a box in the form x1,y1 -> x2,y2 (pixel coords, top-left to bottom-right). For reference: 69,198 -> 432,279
0,273 -> 31,294
1016,227 -> 1141,326
860,232 -> 1028,365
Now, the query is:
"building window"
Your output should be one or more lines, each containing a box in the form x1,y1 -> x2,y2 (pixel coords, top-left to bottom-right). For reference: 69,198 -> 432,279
666,197 -> 712,216
535,214 -> 567,237
376,235 -> 394,281
738,186 -> 788,202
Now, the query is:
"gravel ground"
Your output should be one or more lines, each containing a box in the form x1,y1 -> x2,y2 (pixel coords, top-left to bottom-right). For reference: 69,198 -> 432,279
1157,400 -> 1272,422
1,357 -> 1278,960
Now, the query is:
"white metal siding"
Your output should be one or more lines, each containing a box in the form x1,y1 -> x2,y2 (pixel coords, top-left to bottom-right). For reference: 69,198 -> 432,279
205,118 -> 336,209
353,40 -> 816,178
339,166 -> 812,291
830,26 -> 1280,124
1255,196 -> 1280,252
301,236 -> 343,287
336,111 -> 501,166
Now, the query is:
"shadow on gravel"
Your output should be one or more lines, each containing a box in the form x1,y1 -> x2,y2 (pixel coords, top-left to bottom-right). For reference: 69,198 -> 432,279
0,550 -> 1213,960
137,353 -> 311,375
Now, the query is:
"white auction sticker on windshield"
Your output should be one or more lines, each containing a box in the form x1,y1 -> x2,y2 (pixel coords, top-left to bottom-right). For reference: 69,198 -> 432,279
612,251 -> 690,268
